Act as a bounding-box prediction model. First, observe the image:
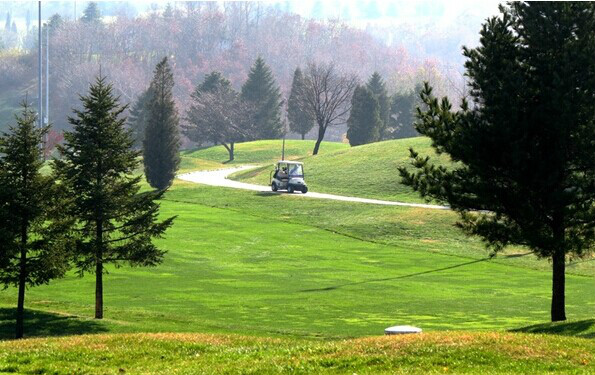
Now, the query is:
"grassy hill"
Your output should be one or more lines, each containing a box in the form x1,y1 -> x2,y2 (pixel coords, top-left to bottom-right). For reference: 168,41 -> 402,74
179,140 -> 348,173
0,138 -> 594,374
2,331 -> 594,374
232,137 -> 451,203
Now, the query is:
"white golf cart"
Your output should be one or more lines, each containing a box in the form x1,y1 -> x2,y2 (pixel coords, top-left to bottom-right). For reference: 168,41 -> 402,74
270,161 -> 308,193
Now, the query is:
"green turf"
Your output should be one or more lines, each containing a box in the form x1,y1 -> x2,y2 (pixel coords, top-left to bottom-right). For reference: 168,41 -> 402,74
181,139 -> 348,166
2,332 -> 594,375
0,179 -> 593,340
232,137 -> 450,203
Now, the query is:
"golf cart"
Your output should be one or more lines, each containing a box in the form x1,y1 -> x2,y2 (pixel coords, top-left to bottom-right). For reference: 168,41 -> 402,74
270,161 -> 308,193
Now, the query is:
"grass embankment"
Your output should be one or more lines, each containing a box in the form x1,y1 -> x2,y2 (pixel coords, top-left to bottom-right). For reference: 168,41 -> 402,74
232,137 -> 450,203
179,139 -> 347,173
2,331 -> 595,375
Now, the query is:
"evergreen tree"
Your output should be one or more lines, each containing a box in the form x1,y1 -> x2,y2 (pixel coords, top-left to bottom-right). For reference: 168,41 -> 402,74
389,83 -> 422,139
0,103 -> 70,338
54,76 -> 174,319
241,57 -> 283,139
366,72 -> 390,139
81,2 -> 101,24
399,2 -> 595,322
346,85 -> 381,146
127,88 -> 153,149
287,68 -> 314,140
10,21 -> 16,34
163,3 -> 174,18
4,12 -> 10,31
143,57 -> 181,190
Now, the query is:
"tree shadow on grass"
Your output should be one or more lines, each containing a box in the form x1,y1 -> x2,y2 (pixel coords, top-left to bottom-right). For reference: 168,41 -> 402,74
0,308 -> 108,340
511,319 -> 595,339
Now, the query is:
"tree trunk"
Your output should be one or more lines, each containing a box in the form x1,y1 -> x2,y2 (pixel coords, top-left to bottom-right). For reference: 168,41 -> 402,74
312,125 -> 326,155
95,220 -> 104,320
551,248 -> 566,321
222,142 -> 234,162
15,222 -> 27,339
301,133 -> 305,140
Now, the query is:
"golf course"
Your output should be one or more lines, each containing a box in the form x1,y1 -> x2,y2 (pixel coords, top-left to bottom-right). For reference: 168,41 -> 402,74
1,138 -> 594,374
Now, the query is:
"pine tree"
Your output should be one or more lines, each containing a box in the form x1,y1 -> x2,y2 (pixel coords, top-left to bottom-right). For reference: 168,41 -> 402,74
400,2 -> 595,322
143,57 -> 181,190
54,75 -> 174,320
366,72 -> 390,139
241,57 -> 283,139
163,3 -> 174,18
346,85 -> 381,146
81,2 -> 101,24
287,68 -> 314,140
127,88 -> 153,149
389,83 -> 422,139
0,103 -> 70,338
10,21 -> 16,34
4,12 -> 10,31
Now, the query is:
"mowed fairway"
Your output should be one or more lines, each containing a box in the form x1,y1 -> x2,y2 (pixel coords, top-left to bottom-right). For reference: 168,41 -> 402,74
0,139 -> 593,341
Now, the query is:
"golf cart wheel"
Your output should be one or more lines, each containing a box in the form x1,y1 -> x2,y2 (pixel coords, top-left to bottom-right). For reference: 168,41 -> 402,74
287,186 -> 294,194
271,182 -> 278,192
302,187 -> 308,194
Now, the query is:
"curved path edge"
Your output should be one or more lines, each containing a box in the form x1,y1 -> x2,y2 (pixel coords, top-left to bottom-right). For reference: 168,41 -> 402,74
177,166 -> 449,210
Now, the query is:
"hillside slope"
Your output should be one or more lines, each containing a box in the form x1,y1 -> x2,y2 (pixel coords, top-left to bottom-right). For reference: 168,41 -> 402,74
180,140 -> 347,172
232,137 -> 450,203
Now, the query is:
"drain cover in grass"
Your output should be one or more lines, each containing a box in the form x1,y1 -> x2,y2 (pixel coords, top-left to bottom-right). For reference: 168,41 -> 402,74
384,325 -> 422,335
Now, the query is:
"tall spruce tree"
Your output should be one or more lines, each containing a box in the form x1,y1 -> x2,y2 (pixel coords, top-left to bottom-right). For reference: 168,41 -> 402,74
143,57 -> 181,190
54,75 -> 174,319
287,68 -> 314,140
346,85 -> 381,146
127,88 -> 153,149
241,57 -> 283,139
366,72 -> 390,139
0,103 -> 70,338
399,2 -> 595,322
389,84 -> 422,139
81,2 -> 101,23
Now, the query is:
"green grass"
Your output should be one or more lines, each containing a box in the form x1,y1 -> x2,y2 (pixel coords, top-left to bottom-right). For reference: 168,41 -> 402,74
181,139 -> 348,167
232,137 -> 450,203
2,331 -> 595,374
0,180 -> 593,340
0,139 -> 594,374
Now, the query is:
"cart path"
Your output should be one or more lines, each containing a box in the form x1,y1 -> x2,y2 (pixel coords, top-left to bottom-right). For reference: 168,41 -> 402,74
177,165 -> 449,210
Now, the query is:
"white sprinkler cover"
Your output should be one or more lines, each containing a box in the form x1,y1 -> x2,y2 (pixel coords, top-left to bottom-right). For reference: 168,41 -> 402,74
384,325 -> 422,335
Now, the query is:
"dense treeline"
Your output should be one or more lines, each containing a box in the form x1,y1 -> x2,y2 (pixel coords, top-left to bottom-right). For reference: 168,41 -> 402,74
0,2 -> 453,143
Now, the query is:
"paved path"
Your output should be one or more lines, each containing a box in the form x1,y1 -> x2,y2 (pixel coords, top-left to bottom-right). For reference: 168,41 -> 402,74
177,166 -> 449,210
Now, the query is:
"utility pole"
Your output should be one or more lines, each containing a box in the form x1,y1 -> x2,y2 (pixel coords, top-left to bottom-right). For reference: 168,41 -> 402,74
38,1 -> 42,130
45,23 -> 49,126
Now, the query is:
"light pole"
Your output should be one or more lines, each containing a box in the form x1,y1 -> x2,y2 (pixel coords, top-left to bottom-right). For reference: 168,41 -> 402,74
38,1 -> 42,129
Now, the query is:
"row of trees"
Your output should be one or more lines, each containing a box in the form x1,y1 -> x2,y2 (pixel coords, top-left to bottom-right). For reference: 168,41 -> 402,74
0,73 -> 175,339
346,72 -> 424,147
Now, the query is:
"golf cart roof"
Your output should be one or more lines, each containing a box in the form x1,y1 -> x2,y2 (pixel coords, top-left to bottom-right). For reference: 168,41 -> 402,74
277,160 -> 303,165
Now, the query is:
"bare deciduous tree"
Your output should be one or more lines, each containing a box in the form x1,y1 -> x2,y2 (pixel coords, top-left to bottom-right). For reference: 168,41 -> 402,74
301,63 -> 358,155
184,86 -> 254,162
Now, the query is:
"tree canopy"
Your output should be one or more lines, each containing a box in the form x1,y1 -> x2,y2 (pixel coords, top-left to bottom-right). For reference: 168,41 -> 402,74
241,57 -> 283,139
346,85 -> 381,146
143,57 -> 181,190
